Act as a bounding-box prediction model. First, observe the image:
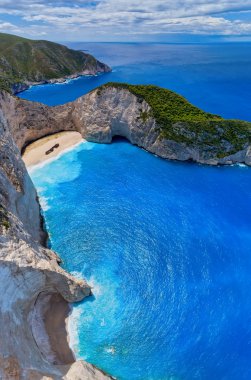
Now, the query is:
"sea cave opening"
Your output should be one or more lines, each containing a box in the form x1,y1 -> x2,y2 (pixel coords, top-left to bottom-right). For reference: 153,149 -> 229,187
111,135 -> 131,144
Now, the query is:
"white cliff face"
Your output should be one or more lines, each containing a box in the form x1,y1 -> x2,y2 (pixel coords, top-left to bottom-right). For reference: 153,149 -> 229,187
73,87 -> 158,147
0,85 -> 250,379
3,87 -> 250,167
72,87 -> 251,166
0,95 -> 112,379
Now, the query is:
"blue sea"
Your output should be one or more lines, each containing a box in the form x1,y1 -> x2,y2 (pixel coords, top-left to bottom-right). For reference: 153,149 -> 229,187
18,43 -> 251,121
26,44 -> 251,380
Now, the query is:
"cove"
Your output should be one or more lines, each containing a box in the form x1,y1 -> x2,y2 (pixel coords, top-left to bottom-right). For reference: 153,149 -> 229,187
29,138 -> 251,380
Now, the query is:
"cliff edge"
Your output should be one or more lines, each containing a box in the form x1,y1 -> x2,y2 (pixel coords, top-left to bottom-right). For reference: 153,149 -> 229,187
5,83 -> 251,166
0,94 -> 112,379
0,82 -> 250,378
71,84 -> 251,165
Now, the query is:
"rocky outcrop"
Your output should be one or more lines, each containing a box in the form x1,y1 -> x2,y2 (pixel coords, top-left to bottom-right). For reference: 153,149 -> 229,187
3,86 -> 250,166
0,94 -> 112,378
73,86 -> 251,166
0,83 -> 250,379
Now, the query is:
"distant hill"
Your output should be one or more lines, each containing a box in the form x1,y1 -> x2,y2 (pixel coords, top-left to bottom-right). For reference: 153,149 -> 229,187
0,33 -> 111,93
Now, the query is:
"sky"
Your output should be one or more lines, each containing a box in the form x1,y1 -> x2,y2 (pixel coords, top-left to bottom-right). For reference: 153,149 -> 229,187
1,0 -> 251,42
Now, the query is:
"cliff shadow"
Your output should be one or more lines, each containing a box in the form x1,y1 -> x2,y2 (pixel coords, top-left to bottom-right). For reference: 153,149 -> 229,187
111,135 -> 131,144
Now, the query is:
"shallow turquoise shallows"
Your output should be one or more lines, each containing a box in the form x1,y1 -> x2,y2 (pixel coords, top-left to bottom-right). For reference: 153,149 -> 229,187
30,139 -> 251,380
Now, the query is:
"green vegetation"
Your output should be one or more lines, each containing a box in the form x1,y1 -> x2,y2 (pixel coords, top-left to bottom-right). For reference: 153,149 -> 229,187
101,82 -> 222,122
100,83 -> 251,156
0,205 -> 10,230
0,33 -> 109,92
138,110 -> 151,123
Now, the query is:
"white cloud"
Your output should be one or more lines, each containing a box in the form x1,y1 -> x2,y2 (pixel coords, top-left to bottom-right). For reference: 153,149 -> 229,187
0,21 -> 19,30
0,0 -> 251,39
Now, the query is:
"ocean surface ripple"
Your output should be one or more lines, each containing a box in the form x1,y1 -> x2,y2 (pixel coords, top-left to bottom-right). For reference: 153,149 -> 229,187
30,139 -> 251,380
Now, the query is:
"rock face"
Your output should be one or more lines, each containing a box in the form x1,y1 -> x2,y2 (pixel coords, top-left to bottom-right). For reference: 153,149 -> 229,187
0,94 -> 112,378
0,83 -> 250,379
73,86 -> 251,166
3,86 -> 250,166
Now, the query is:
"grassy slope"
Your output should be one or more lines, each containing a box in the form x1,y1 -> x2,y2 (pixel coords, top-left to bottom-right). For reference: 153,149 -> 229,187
0,33 -> 109,91
101,83 -> 251,157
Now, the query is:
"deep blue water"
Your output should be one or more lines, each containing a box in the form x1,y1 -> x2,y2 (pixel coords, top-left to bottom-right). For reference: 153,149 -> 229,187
18,43 -> 251,121
26,43 -> 251,379
30,140 -> 251,380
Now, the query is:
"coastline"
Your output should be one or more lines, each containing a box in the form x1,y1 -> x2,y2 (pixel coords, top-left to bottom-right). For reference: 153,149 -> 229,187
22,131 -> 84,167
43,294 -> 76,365
13,69 -> 112,95
23,132 -> 85,367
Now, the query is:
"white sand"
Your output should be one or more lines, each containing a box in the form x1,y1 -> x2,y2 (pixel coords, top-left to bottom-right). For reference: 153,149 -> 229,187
22,131 -> 83,167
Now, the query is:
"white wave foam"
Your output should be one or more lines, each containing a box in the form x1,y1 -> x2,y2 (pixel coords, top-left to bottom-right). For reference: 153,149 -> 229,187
236,163 -> 248,168
39,196 -> 50,211
28,139 -> 86,174
68,305 -> 81,357
88,275 -> 103,297
105,346 -> 116,355
54,80 -> 71,85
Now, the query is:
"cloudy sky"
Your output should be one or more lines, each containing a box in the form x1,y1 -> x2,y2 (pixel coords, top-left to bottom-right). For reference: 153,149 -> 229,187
0,0 -> 251,42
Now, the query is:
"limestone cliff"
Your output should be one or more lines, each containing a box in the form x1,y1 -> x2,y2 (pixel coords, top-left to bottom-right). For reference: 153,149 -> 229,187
0,83 -> 250,379
73,85 -> 251,166
3,85 -> 251,166
0,95 -> 112,379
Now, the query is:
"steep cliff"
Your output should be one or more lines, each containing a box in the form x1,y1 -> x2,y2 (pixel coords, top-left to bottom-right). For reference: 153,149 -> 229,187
0,82 -> 250,378
74,84 -> 251,166
4,84 -> 250,166
0,95 -> 112,379
0,33 -> 111,94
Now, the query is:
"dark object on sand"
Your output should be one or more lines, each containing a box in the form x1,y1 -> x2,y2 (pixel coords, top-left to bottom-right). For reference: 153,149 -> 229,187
45,143 -> 60,155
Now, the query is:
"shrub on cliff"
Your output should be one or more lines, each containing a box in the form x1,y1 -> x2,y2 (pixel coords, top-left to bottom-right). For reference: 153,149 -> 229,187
100,82 -> 251,156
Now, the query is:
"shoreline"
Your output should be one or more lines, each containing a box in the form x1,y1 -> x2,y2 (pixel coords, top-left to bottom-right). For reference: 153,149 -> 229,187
23,132 -> 85,368
13,69 -> 111,95
22,131 -> 84,167
43,293 -> 75,365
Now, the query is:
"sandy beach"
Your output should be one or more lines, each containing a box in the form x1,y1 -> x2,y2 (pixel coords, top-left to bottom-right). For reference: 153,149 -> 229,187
22,131 -> 83,167
22,131 -> 83,364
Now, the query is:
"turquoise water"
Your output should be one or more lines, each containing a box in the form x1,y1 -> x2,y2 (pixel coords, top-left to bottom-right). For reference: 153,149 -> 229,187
18,43 -> 251,121
25,43 -> 251,379
30,139 -> 251,380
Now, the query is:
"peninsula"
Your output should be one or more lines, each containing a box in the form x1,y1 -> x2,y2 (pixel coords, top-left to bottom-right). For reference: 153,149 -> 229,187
0,33 -> 111,94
